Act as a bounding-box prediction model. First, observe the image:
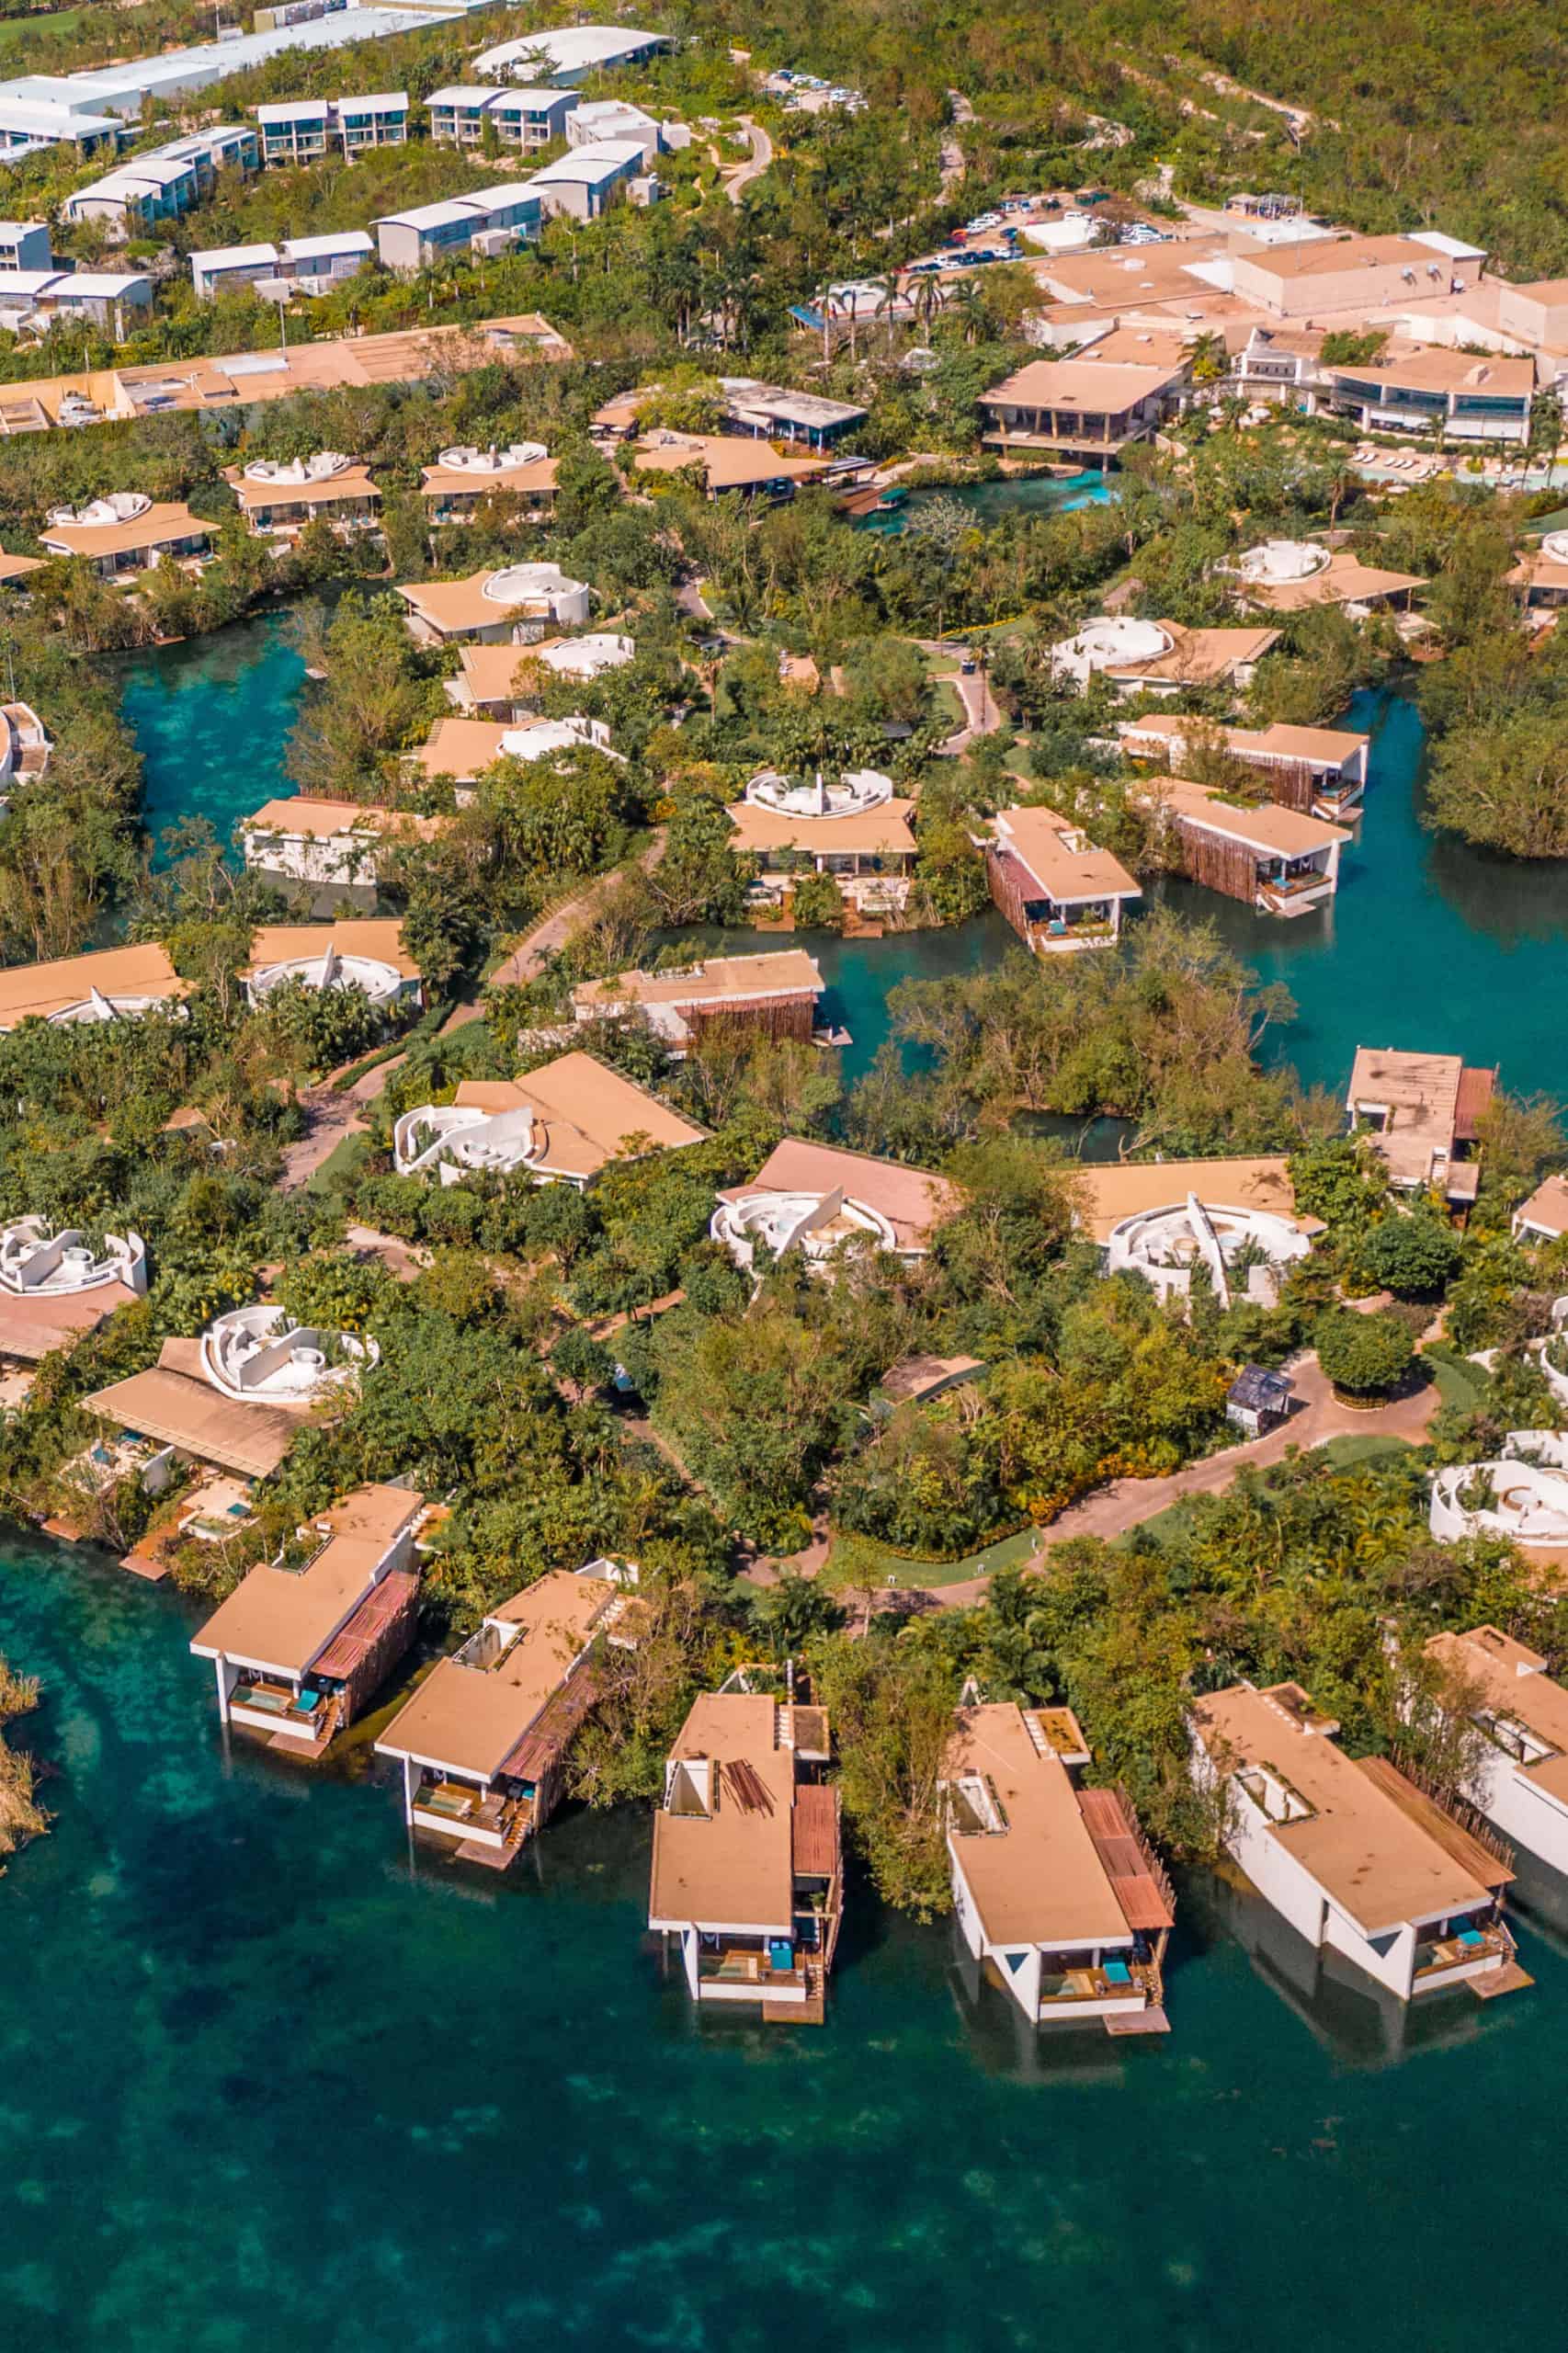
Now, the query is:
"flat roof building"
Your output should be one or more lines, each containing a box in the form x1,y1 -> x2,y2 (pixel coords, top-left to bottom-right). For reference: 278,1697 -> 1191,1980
254,90 -> 409,165
39,495 -> 210,578
572,950 -> 824,1053
1513,1173 -> 1568,1245
943,1702 -> 1175,2033
1141,775 -> 1348,918
713,1136 -> 957,1270
0,1217 -> 145,1363
981,348 -> 1191,466
1346,1046 -> 1496,1199
649,1684 -> 842,2020
190,1483 -> 431,1759
0,940 -> 188,1030
426,84 -> 577,150
1191,1679 -> 1523,2006
1425,1625 -> 1568,1881
987,803 -> 1141,956
472,26 -> 669,85
376,1565 -> 634,1865
226,453 -> 381,536
241,919 -> 422,1011
240,796 -> 446,888
394,563 -> 590,645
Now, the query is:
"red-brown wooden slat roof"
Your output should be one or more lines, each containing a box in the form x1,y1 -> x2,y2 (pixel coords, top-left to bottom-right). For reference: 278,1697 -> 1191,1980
1453,1065 -> 1497,1142
498,1662 -> 601,1782
311,1570 -> 419,1680
790,1782 -> 840,1879
1076,1786 -> 1176,1931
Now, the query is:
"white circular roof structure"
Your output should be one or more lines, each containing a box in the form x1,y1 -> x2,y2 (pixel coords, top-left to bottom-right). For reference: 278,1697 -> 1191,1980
437,441 -> 549,474
1051,616 -> 1172,685
483,562 -> 586,608
538,632 -> 634,677
249,949 -> 407,1008
392,1100 -> 540,1180
0,1217 -> 146,1297
1540,530 -> 1568,565
1431,1461 -> 1568,1548
48,490 -> 151,528
744,767 -> 893,820
1108,1195 -> 1312,1307
1234,539 -> 1332,585
242,451 -> 352,485
711,1189 -> 897,1270
498,715 -> 610,762
199,1303 -> 379,1403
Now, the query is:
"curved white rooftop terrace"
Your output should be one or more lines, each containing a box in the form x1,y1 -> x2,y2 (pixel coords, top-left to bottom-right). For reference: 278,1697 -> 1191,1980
1108,1193 -> 1312,1308
744,767 -> 894,820
247,940 -> 407,1008
483,563 -> 590,623
710,1188 -> 897,1271
242,451 -> 352,485
437,441 -> 548,474
0,1217 -> 147,1297
392,1101 -> 540,1181
1233,539 -> 1332,585
1430,1459 -> 1568,1548
199,1303 -> 378,1404
537,631 -> 633,677
1050,615 -> 1172,687
46,490 -> 151,528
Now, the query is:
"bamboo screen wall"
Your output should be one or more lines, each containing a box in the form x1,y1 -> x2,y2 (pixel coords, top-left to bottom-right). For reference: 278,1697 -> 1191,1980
1174,820 -> 1259,905
985,845 -> 1039,944
682,995 -> 816,1043
1259,761 -> 1314,813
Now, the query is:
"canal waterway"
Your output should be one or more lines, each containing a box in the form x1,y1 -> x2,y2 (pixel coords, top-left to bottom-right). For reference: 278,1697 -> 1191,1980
6,1528 -> 1568,2352
119,611 -> 306,869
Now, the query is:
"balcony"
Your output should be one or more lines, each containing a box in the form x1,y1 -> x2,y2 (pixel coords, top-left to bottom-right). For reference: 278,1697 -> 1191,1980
1038,1958 -> 1160,2014
412,1779 -> 532,1846
1414,1921 -> 1512,1987
229,1678 -> 331,1740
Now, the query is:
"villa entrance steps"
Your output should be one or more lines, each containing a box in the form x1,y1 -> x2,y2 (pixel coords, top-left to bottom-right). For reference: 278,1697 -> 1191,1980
1104,2005 -> 1170,2037
1471,1961 -> 1534,2001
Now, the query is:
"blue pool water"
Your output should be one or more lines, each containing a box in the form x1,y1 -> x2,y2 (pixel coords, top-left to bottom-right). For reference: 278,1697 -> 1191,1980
856,471 -> 1116,533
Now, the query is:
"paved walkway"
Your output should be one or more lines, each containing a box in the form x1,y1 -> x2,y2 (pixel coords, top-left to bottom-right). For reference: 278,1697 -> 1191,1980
896,1352 -> 1443,1608
278,1054 -> 404,1190
723,116 -> 772,202
443,829 -> 669,1035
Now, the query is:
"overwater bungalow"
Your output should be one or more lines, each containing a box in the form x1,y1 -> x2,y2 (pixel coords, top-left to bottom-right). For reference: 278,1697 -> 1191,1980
1425,1624 -> 1568,1881
189,1483 -> 433,1759
240,919 -> 424,1013
1115,714 -> 1370,820
986,803 -> 1141,955
239,798 -> 447,889
941,1701 -> 1175,2034
648,1679 -> 843,2020
393,1051 -> 706,1187
375,1563 -> 636,1866
1346,1045 -> 1495,1202
1190,1680 -> 1528,2006
711,1137 -> 957,1271
0,940 -> 189,1030
1140,776 -> 1348,916
570,949 -> 824,1053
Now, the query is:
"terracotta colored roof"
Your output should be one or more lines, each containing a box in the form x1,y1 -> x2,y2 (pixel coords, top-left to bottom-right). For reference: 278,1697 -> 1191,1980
945,1705 -> 1134,1947
375,1569 -> 617,1779
414,717 -> 506,780
724,798 -> 917,858
0,549 -> 42,584
1515,1174 -> 1568,1237
420,454 -> 557,499
982,354 -> 1189,412
0,1281 -> 140,1360
633,432 -> 824,490
1147,776 -> 1348,856
244,919 -> 419,983
242,798 -> 446,844
1236,549 -> 1423,612
573,950 -> 823,1016
226,464 -> 381,515
39,500 -> 210,560
191,1485 -> 426,1674
993,804 -> 1140,903
649,1690 -> 798,1933
1108,623 -> 1280,684
1453,1064 -> 1496,1142
83,1337 -> 306,1478
1074,1155 -> 1316,1246
1346,1046 -> 1487,1187
508,1051 -> 706,1181
0,941 -> 188,1028
1426,1626 -> 1568,1779
1192,1682 -> 1504,1934
719,1137 -> 958,1254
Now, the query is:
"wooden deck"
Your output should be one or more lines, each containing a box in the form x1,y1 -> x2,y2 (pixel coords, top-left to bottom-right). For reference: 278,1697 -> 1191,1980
1471,1960 -> 1534,2000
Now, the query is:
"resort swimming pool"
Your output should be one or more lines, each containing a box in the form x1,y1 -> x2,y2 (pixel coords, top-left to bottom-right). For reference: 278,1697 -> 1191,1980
855,470 -> 1116,534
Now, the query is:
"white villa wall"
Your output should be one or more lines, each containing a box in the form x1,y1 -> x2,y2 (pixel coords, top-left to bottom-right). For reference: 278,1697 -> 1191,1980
1463,1743 -> 1568,1880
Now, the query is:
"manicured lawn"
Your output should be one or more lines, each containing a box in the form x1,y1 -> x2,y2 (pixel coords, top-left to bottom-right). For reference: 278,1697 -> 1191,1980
822,1520 -> 1039,1590
0,7 -> 82,48
1318,1432 -> 1416,1470
1422,1346 -> 1490,1415
306,1132 -> 369,1195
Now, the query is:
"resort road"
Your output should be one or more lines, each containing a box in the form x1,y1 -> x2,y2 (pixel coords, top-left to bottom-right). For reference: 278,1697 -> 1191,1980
895,1350 -> 1446,1608
444,828 -> 671,1031
723,116 -> 772,202
278,1055 -> 403,1190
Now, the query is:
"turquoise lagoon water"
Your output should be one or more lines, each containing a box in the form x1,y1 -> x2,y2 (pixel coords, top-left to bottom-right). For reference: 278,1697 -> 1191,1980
119,612 -> 305,869
9,1530 -> 1568,2353
855,471 -> 1115,536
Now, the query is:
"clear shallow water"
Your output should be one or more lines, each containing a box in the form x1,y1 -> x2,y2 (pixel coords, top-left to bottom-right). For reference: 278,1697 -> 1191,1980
119,613 -> 305,869
8,1530 -> 1568,2352
855,471 -> 1115,534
